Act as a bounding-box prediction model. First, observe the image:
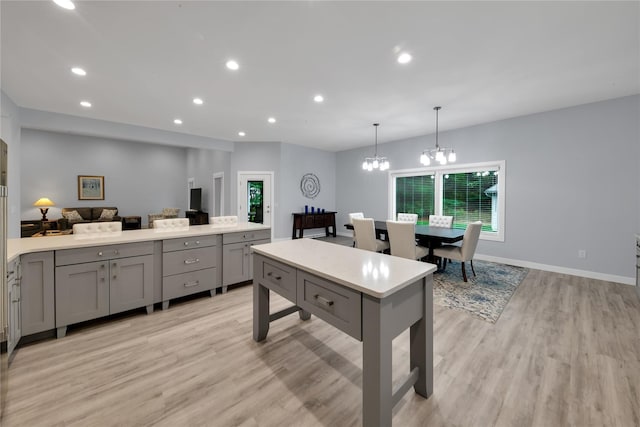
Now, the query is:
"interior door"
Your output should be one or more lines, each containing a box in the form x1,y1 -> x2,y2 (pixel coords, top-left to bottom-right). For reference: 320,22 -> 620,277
238,172 -> 272,229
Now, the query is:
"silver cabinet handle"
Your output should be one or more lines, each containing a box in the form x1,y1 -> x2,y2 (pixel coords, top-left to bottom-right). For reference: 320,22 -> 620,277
114,249 -> 119,255
98,251 -> 103,256
184,280 -> 200,288
184,258 -> 200,264
314,295 -> 334,307
195,240 -> 200,245
184,242 -> 189,246
266,271 -> 282,280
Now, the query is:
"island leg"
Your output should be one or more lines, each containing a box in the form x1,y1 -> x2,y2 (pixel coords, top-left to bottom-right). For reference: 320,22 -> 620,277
253,282 -> 270,341
410,275 -> 433,398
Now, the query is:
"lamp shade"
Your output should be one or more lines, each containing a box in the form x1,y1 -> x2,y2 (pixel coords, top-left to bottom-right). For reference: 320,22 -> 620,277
33,197 -> 55,207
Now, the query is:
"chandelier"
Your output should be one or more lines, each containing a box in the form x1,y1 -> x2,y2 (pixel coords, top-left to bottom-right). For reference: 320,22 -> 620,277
420,106 -> 456,166
362,123 -> 390,171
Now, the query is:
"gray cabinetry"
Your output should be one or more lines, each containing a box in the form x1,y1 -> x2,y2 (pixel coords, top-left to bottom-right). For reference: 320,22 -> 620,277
161,235 -> 221,309
20,251 -> 55,336
55,242 -> 154,338
7,258 -> 21,357
222,230 -> 270,290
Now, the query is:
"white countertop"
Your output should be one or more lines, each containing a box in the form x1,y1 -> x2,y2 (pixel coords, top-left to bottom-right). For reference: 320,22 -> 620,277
7,222 -> 270,262
252,238 -> 436,299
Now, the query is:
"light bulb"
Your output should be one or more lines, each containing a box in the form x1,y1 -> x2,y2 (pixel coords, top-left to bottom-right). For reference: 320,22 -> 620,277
439,156 -> 447,165
372,159 -> 379,169
420,153 -> 428,165
367,163 -> 373,172
362,161 -> 368,170
435,150 -> 445,162
448,151 -> 456,162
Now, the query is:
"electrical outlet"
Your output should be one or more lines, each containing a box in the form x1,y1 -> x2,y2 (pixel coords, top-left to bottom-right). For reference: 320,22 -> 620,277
578,250 -> 587,259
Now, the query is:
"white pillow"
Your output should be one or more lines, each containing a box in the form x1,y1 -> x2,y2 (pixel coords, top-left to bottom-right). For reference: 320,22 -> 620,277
63,210 -> 84,222
99,209 -> 117,221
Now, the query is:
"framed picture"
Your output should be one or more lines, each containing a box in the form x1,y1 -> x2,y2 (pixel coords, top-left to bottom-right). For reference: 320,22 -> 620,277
78,175 -> 104,200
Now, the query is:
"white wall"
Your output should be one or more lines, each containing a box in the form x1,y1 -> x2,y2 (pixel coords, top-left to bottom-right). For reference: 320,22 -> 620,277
337,95 -> 640,283
20,129 -> 188,227
186,148 -> 232,216
0,90 -> 21,238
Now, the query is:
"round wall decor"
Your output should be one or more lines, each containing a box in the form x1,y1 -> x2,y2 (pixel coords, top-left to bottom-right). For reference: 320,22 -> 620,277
300,173 -> 321,199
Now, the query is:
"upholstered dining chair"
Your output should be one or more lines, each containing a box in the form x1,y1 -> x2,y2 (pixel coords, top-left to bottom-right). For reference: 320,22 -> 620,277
348,212 -> 365,247
386,220 -> 428,261
397,213 -> 418,223
428,214 -> 453,228
352,218 -> 390,253
433,221 -> 482,282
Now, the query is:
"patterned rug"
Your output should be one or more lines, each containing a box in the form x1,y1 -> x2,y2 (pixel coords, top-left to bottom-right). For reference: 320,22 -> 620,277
433,260 -> 529,323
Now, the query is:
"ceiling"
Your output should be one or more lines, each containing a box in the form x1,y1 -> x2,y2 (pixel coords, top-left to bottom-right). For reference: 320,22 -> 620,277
1,1 -> 638,152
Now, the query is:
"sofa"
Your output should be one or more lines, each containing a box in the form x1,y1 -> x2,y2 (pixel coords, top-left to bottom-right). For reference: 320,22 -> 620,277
58,207 -> 121,230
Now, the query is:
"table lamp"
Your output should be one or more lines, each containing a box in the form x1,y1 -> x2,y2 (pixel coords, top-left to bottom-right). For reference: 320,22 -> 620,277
33,197 -> 55,221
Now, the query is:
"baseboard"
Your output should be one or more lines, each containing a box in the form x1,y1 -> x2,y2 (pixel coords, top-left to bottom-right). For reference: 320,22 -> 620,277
475,253 -> 636,286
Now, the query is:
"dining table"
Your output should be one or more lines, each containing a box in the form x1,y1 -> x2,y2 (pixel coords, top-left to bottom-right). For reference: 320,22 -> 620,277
345,220 -> 465,260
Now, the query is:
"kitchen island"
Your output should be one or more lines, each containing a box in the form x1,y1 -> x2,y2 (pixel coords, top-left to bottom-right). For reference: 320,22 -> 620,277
252,238 -> 436,427
7,222 -> 270,339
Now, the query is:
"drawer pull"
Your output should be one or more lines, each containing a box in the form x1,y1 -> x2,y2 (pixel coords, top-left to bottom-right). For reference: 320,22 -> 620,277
184,280 -> 200,288
184,242 -> 189,246
314,294 -> 334,307
266,271 -> 282,280
98,251 -> 103,256
195,240 -> 200,245
114,250 -> 119,255
184,258 -> 200,265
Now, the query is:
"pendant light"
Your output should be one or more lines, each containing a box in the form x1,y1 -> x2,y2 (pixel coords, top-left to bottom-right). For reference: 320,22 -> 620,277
419,106 -> 456,166
362,123 -> 390,172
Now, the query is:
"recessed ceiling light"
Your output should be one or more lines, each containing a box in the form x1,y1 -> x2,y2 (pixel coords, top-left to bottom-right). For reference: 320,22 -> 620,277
268,117 -> 276,124
193,97 -> 204,105
397,52 -> 412,64
71,67 -> 86,76
313,95 -> 324,103
174,119 -> 183,125
53,0 -> 75,10
80,101 -> 91,107
226,60 -> 239,71
238,131 -> 246,137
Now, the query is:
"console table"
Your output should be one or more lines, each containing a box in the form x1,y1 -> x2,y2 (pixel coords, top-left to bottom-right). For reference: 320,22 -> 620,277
252,239 -> 435,426
291,211 -> 336,239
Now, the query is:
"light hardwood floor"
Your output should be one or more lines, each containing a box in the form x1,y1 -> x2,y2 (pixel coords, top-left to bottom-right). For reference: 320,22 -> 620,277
2,269 -> 639,426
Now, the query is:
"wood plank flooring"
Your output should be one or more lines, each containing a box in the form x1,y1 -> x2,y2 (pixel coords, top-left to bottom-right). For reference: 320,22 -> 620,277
2,269 -> 639,426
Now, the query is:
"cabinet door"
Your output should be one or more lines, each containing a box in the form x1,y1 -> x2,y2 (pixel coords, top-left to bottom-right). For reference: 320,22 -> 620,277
110,255 -> 153,315
55,261 -> 109,328
21,252 -> 55,335
222,241 -> 250,286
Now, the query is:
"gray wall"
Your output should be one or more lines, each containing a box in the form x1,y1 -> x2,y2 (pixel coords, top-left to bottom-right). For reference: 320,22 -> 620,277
20,129 -> 188,226
337,95 -> 640,282
280,143 -> 337,238
186,148 -> 232,216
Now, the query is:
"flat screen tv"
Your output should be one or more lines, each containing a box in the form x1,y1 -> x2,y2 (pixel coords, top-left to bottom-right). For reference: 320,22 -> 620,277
190,188 -> 202,211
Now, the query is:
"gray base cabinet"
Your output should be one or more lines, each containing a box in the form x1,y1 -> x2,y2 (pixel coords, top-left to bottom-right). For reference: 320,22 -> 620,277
7,258 -> 21,357
222,230 -> 270,289
21,251 -> 55,336
161,235 -> 221,309
55,242 -> 154,337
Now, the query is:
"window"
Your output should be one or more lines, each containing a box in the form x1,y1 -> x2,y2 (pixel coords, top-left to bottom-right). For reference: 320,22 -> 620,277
390,161 -> 505,241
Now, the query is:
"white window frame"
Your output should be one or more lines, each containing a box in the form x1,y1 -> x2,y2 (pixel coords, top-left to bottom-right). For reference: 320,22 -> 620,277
388,160 -> 506,242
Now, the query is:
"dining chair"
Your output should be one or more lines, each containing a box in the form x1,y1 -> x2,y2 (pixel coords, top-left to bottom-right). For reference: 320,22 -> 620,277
386,220 -> 428,261
433,221 -> 482,282
396,213 -> 418,223
428,214 -> 453,228
352,218 -> 390,253
348,212 -> 365,247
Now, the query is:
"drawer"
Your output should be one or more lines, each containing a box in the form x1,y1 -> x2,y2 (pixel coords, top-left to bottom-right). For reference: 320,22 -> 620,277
56,241 -> 154,266
223,229 -> 271,245
296,271 -> 362,340
163,246 -> 218,276
163,234 -> 220,253
162,267 -> 219,300
254,254 -> 297,302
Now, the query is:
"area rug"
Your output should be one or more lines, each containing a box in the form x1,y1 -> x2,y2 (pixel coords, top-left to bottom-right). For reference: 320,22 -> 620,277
433,260 -> 529,323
